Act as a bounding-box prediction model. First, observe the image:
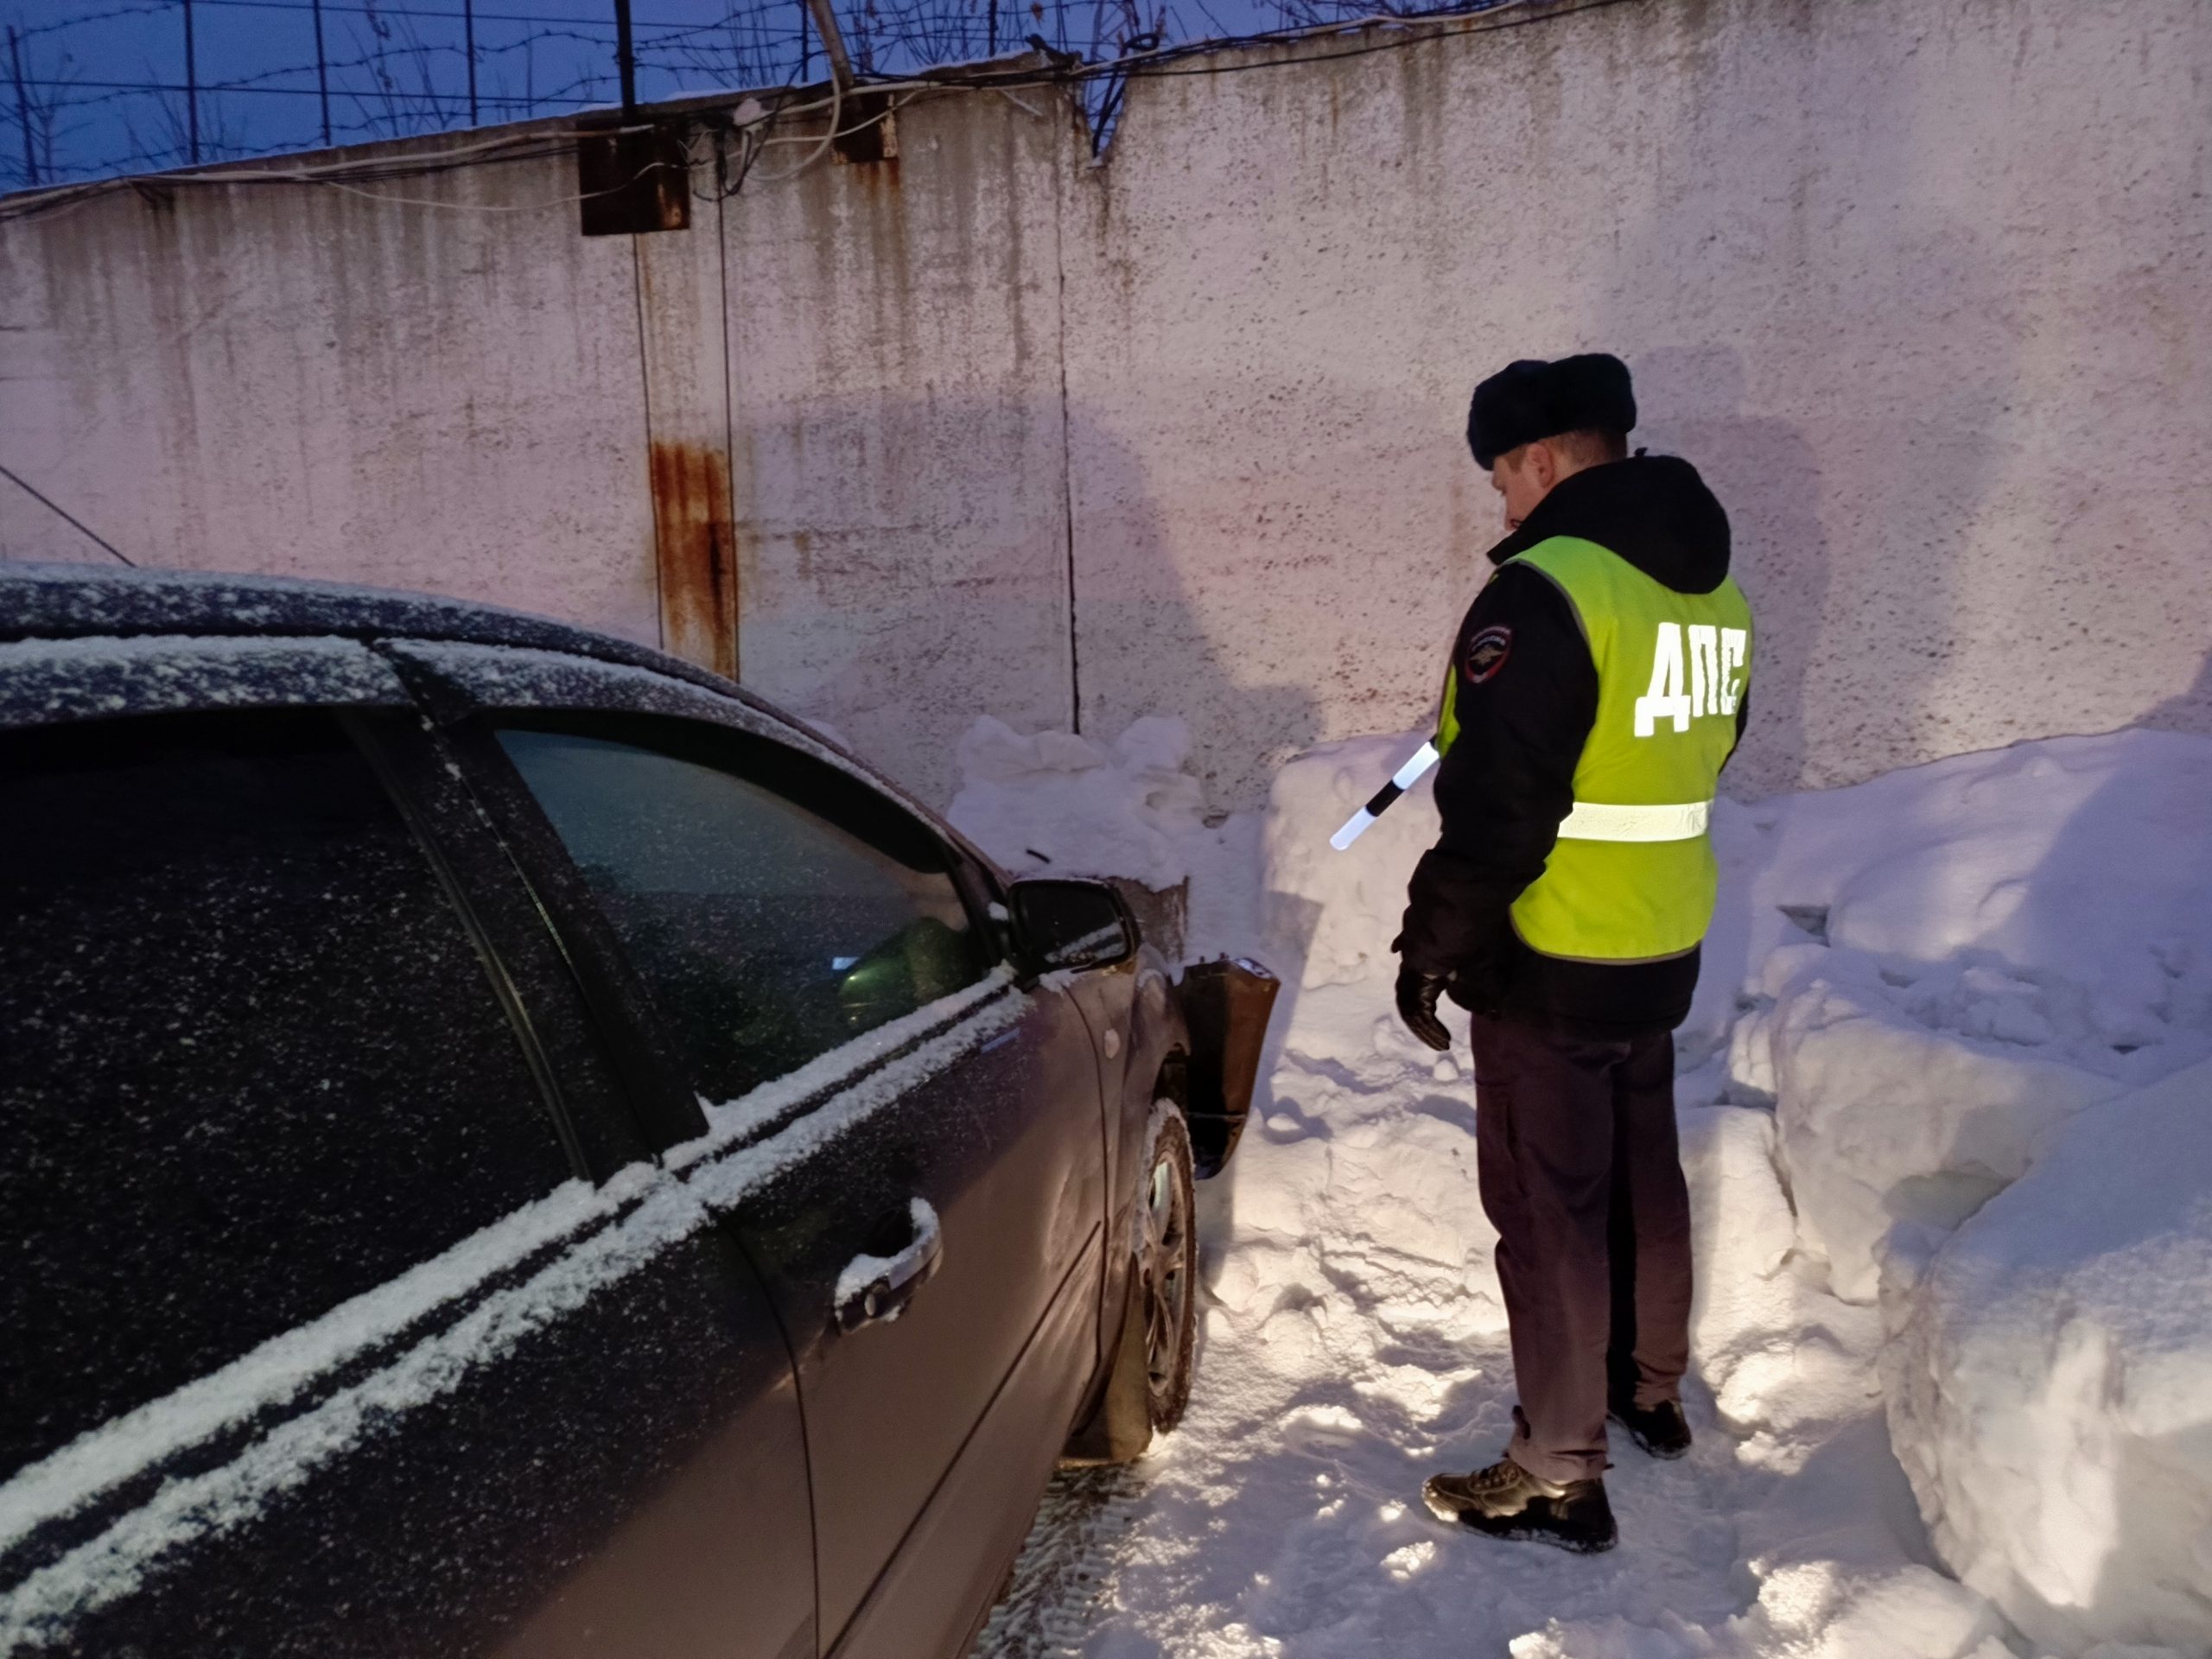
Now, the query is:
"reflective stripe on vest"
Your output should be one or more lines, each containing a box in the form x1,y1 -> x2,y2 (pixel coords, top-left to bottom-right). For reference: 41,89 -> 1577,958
1502,535 -> 1753,963
1557,799 -> 1712,842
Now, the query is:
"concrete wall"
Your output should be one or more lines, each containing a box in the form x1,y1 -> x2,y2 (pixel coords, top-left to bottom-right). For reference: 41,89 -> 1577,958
0,151 -> 660,641
5,0 -> 2209,810
715,92 -> 1079,788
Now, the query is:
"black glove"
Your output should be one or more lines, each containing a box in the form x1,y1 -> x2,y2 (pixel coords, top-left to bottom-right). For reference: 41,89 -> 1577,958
1395,963 -> 1453,1052
1451,950 -> 1507,1020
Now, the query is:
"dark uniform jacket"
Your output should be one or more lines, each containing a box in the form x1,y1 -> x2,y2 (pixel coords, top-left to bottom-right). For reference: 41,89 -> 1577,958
1397,454 -> 1747,1039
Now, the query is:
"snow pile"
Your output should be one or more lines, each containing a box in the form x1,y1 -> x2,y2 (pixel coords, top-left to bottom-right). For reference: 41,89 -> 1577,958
1258,732 -> 1443,989
1881,1057 -> 2212,1656
1709,733 -> 2212,1058
946,715 -> 1210,891
976,721 -> 2212,1659
1711,731 -> 2212,1305
1681,730 -> 2212,1656
1732,943 -> 2122,1302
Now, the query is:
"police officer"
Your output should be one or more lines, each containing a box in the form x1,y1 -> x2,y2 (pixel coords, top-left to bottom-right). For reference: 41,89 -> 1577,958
1398,353 -> 1751,1553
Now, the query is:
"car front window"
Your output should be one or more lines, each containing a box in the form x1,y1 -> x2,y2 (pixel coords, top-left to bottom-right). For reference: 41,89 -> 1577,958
496,721 -> 988,1104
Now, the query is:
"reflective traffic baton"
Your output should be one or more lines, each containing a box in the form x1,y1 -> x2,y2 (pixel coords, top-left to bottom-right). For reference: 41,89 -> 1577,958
1329,741 -> 1440,850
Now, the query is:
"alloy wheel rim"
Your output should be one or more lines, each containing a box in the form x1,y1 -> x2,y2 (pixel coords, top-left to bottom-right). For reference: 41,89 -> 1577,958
1143,1153 -> 1189,1398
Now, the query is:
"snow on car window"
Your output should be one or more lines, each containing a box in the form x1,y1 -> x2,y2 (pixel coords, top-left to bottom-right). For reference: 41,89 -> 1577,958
0,709 -> 569,1497
0,967 -> 1022,1649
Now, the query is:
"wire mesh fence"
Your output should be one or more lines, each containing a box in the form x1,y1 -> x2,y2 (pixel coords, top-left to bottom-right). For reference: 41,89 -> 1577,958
2,0 -> 1513,188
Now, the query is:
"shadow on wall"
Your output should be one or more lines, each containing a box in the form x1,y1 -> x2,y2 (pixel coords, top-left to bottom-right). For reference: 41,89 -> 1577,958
1046,414 -> 1322,1283
1592,51 -> 2018,797
2141,645 -> 2212,739
1062,404 -> 1326,813
731,394 -> 1321,817
1631,344 -> 1830,798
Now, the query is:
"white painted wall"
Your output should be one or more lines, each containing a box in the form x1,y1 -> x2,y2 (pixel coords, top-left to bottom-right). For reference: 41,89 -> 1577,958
1067,0 -> 2212,804
715,92 -> 1079,799
0,149 -> 661,644
4,0 -> 2208,810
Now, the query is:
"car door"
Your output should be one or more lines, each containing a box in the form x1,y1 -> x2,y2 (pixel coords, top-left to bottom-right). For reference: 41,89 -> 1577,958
391,640 -> 1110,1658
0,639 -> 813,1659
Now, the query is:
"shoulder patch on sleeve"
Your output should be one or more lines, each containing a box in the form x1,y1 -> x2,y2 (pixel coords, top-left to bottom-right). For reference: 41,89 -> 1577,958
1464,625 -> 1513,684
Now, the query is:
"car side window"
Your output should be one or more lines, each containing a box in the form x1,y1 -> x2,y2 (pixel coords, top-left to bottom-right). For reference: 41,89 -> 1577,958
0,709 -> 574,1480
494,718 -> 990,1104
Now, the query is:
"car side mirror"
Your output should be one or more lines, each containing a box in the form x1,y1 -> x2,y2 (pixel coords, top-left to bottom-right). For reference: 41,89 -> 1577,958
1007,878 -> 1138,976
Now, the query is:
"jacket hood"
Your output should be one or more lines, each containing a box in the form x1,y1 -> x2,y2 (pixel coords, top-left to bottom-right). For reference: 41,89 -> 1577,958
1484,454 -> 1731,594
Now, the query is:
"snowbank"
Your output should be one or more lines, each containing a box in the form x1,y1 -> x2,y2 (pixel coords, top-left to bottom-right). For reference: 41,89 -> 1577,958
973,721 -> 2212,1659
1713,731 -> 2212,1303
1708,731 -> 2212,1654
1738,944 -> 2120,1303
1882,1057 -> 2212,1656
1259,732 -> 1442,990
1001,728 -> 2044,1658
945,715 -> 1208,891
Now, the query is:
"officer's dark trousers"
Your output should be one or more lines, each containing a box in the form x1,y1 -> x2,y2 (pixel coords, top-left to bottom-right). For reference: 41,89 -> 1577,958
1469,1012 -> 1693,1485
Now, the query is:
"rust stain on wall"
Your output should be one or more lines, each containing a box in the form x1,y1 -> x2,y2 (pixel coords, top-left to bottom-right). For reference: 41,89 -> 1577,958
650,440 -> 740,681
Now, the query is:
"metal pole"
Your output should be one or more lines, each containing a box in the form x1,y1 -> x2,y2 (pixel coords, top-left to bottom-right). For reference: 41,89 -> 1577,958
986,0 -> 995,57
8,27 -> 36,188
311,0 -> 330,145
463,0 -> 477,124
182,0 -> 200,163
798,0 -> 809,81
613,0 -> 636,118
803,0 -> 851,89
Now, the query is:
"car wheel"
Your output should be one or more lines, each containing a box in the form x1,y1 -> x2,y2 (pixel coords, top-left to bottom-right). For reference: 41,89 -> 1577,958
1140,1107 -> 1198,1434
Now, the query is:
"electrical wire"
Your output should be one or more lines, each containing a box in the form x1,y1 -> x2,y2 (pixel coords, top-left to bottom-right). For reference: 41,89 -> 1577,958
0,464 -> 137,567
1107,0 -> 1633,82
746,64 -> 839,179
16,0 -> 735,32
10,2 -> 182,43
13,74 -> 609,102
305,160 -> 643,206
2,0 -> 1621,209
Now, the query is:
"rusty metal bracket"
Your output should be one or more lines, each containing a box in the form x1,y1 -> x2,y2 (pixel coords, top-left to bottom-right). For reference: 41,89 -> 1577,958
830,89 -> 899,165
575,116 -> 690,237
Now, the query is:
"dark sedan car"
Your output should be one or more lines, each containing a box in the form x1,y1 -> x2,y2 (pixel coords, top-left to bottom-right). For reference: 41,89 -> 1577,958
0,565 -> 1275,1659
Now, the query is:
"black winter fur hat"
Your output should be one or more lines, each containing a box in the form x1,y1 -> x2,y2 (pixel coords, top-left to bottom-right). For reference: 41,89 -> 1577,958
1467,353 -> 1637,468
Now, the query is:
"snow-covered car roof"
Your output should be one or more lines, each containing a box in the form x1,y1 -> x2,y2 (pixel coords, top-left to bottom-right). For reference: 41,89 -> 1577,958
0,561 -> 1004,880
0,563 -> 753,709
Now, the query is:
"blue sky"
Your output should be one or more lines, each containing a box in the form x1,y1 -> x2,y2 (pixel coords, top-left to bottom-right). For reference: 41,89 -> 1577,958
2,0 -> 1307,187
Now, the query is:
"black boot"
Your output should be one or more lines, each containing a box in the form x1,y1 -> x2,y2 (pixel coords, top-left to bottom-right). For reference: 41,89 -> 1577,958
1421,1458 -> 1617,1553
1610,1396 -> 1692,1460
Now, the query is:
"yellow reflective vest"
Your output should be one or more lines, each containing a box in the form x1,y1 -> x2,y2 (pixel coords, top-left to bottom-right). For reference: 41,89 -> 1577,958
1439,535 -> 1752,963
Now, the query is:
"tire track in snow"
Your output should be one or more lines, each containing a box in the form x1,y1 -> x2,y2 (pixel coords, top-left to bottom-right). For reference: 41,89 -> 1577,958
971,1467 -> 1146,1659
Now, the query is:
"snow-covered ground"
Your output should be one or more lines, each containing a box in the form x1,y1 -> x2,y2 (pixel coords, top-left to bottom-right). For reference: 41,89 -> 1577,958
958,719 -> 2212,1659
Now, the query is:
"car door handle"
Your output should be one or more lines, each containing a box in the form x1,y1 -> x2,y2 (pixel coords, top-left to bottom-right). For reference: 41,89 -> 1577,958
834,1198 -> 944,1332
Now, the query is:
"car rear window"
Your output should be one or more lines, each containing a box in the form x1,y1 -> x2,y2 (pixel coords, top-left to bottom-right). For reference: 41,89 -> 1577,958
0,709 -> 572,1478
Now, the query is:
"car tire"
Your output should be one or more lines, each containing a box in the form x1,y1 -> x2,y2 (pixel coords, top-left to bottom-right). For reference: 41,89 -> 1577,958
1138,1105 -> 1198,1435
